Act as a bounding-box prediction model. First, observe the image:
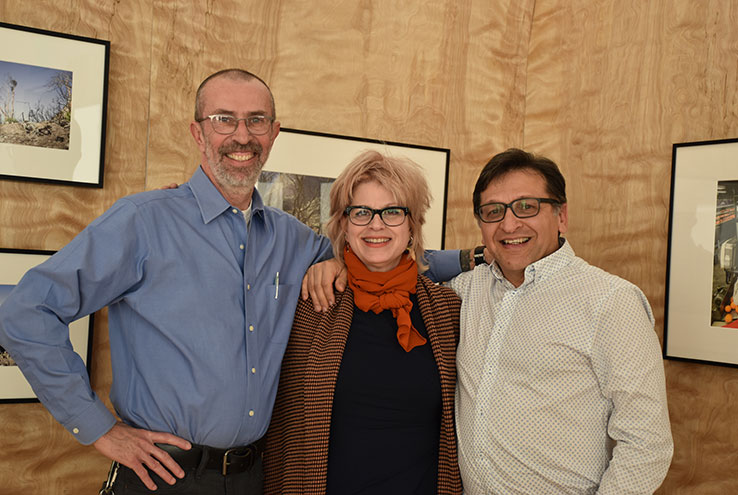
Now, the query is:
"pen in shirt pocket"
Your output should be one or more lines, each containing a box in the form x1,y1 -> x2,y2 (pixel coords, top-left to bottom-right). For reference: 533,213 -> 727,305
275,271 -> 279,299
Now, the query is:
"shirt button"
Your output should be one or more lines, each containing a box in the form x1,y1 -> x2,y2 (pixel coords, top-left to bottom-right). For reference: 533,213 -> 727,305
239,244 -> 245,250
249,410 -> 255,417
72,428 -> 79,434
251,367 -> 256,374
249,325 -> 254,332
247,284 -> 251,290
232,208 -> 238,214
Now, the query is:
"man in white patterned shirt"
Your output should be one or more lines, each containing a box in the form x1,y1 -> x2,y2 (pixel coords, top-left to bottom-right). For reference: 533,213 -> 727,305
449,149 -> 673,494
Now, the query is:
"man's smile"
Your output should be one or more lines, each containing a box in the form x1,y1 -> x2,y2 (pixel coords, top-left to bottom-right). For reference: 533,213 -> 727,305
501,237 -> 531,245
224,151 -> 256,162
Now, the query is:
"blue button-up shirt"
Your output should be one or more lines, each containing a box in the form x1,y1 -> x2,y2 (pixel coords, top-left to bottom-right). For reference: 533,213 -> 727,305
0,166 -> 461,448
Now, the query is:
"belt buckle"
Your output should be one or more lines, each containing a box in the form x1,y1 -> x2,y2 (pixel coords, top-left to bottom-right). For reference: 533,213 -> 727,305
222,447 -> 251,476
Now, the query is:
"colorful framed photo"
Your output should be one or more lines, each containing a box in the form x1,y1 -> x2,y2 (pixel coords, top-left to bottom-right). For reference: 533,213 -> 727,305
664,137 -> 738,367
0,248 -> 94,402
0,22 -> 109,187
260,127 -> 450,249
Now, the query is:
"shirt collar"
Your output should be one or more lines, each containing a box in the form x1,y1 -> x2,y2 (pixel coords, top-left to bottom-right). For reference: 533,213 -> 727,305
490,237 -> 575,288
188,166 -> 266,224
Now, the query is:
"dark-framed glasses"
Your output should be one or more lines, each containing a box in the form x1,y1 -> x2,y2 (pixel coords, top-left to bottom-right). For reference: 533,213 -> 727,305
476,197 -> 561,223
197,114 -> 274,135
344,206 -> 410,226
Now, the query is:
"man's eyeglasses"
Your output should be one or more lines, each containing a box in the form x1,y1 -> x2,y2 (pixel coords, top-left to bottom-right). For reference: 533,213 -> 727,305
197,114 -> 274,135
476,198 -> 561,223
344,206 -> 410,227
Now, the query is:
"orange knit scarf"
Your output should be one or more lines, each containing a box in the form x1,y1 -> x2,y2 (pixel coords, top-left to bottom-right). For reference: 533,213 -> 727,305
344,246 -> 427,352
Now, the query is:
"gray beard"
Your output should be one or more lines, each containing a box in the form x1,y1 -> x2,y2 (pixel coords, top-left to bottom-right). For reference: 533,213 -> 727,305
206,148 -> 264,190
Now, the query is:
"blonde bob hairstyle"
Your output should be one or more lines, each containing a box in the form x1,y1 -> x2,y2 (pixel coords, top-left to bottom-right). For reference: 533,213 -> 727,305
326,150 -> 432,271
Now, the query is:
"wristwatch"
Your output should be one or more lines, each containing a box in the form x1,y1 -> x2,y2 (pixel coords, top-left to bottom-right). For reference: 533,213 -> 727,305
474,245 -> 486,266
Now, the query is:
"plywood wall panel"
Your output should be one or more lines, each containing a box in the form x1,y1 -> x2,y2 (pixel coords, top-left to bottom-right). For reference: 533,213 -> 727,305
146,0 -> 285,189
0,0 -> 154,241
525,1 -> 738,493
440,1 -> 533,248
664,360 -> 738,494
272,0 -> 532,249
0,0 -> 153,493
145,0 -> 532,247
2,0 -> 737,493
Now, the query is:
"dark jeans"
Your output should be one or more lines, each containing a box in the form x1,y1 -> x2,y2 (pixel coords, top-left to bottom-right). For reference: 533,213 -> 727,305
106,455 -> 263,494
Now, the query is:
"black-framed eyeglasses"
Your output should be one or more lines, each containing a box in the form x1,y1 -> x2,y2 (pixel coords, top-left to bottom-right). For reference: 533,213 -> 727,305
344,206 -> 410,226
197,114 -> 274,135
476,197 -> 561,223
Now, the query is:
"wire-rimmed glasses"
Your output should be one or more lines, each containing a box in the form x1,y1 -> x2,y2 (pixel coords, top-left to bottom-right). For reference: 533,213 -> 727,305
197,114 -> 274,135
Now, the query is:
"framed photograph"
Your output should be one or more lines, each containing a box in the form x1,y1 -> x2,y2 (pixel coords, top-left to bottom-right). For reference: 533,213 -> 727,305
259,127 -> 450,249
664,137 -> 738,367
0,22 -> 109,187
0,248 -> 94,402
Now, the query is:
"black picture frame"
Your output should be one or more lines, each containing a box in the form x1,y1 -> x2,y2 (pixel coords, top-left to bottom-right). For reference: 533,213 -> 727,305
0,22 -> 110,187
261,127 -> 450,249
0,248 -> 94,402
664,137 -> 738,368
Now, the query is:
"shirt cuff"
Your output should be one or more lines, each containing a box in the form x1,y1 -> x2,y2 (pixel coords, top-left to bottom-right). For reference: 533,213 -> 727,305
62,398 -> 118,445
423,249 -> 462,283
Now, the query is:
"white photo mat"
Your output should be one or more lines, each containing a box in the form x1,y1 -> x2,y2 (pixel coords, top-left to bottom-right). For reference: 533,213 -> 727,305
0,249 -> 93,401
262,128 -> 449,249
664,138 -> 738,367
0,22 -> 109,187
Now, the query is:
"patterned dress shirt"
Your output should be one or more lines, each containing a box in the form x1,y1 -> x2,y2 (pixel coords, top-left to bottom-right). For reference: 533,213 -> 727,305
448,240 -> 673,494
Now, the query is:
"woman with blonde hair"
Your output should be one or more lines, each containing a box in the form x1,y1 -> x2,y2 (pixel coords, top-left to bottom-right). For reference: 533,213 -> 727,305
263,150 -> 463,494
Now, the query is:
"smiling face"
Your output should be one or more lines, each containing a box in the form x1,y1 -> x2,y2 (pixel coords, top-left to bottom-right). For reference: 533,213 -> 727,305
479,169 -> 568,286
190,76 -> 280,196
344,180 -> 412,272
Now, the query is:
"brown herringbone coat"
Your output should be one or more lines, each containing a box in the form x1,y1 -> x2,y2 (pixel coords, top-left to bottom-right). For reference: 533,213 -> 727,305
263,275 -> 463,494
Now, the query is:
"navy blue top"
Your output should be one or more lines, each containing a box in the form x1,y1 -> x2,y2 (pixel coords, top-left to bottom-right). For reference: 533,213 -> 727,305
326,294 -> 441,494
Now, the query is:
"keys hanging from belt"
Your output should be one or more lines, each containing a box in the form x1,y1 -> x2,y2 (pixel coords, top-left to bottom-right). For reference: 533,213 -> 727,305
98,461 -> 120,495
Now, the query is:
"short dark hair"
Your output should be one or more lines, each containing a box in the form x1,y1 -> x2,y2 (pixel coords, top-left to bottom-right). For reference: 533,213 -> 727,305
472,148 -> 567,213
194,69 -> 276,120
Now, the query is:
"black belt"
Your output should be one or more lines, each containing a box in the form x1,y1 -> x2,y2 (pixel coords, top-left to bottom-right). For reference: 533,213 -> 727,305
156,438 -> 265,476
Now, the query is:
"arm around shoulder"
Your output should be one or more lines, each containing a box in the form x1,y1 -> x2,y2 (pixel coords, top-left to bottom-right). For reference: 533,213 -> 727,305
424,245 -> 489,283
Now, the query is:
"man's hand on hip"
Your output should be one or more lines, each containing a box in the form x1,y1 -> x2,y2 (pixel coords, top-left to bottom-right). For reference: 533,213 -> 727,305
93,422 -> 192,491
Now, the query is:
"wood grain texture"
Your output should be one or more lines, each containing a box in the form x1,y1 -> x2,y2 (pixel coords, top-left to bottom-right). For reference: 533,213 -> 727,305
663,360 -> 738,494
1,0 -> 737,492
145,0 -> 532,249
146,0 -> 287,189
0,0 -> 152,493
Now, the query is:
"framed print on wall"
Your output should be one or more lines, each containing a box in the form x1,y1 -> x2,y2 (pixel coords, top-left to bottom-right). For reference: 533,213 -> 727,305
664,137 -> 738,368
259,127 -> 450,249
0,22 -> 110,187
0,248 -> 94,402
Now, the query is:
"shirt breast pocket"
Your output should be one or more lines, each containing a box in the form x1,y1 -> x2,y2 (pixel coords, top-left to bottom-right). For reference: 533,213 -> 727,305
259,282 -> 298,344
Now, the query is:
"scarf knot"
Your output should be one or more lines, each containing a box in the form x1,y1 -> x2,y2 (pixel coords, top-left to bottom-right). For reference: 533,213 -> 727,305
344,246 -> 427,352
375,291 -> 410,311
